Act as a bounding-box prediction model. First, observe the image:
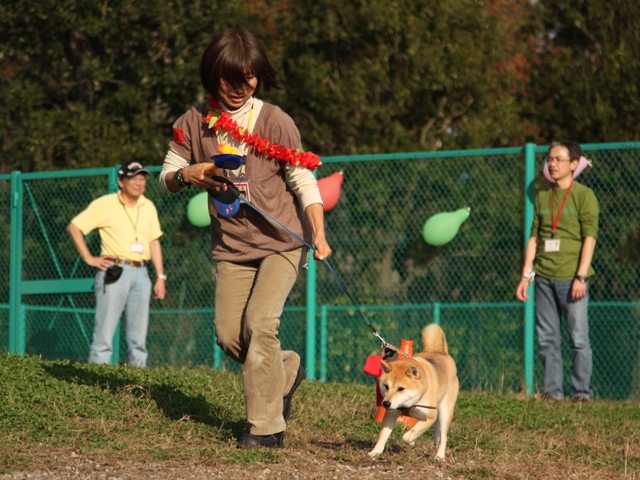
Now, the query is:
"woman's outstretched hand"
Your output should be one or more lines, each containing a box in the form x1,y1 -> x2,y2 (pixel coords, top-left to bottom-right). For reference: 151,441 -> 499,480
182,163 -> 227,192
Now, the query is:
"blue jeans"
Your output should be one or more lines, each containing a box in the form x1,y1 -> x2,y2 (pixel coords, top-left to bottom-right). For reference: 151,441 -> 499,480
89,265 -> 151,367
534,276 -> 592,400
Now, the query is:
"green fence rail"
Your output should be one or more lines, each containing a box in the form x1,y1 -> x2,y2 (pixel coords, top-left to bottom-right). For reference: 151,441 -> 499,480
2,142 -> 640,400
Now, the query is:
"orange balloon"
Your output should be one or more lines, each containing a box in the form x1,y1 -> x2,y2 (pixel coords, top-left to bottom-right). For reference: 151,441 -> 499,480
318,171 -> 344,212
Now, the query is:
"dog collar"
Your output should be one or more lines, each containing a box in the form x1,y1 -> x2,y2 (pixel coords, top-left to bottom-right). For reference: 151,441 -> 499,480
401,404 -> 437,416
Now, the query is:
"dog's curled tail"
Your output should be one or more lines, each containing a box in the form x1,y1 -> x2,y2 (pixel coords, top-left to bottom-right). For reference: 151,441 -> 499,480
421,323 -> 449,355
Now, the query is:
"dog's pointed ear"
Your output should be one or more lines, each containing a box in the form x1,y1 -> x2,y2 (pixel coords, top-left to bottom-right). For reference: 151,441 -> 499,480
407,365 -> 421,379
381,360 -> 392,374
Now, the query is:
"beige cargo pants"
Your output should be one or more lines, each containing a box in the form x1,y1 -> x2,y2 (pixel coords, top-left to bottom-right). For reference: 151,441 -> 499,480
214,247 -> 307,435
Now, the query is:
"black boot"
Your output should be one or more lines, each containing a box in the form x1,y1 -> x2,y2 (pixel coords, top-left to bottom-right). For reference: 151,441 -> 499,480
237,432 -> 284,449
283,366 -> 306,421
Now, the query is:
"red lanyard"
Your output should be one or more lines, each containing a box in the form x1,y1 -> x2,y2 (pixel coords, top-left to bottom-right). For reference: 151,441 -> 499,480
550,180 -> 574,238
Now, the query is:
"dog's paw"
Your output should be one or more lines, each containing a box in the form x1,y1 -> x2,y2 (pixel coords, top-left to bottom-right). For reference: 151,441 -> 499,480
402,431 -> 417,446
368,450 -> 383,458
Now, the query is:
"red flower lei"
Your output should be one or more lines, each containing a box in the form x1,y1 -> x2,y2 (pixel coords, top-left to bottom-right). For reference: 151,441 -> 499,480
205,96 -> 321,170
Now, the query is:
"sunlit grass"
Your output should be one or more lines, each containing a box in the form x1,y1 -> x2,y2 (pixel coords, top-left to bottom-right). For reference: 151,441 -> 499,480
1,354 -> 638,478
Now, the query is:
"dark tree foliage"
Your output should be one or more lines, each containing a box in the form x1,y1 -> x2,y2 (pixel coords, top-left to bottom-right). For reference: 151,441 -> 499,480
1,0 -> 639,173
274,0 -> 528,155
0,0 -> 268,173
522,0 -> 640,143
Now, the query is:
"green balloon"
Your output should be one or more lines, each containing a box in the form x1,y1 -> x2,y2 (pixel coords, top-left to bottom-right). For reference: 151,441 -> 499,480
422,207 -> 470,246
187,191 -> 211,227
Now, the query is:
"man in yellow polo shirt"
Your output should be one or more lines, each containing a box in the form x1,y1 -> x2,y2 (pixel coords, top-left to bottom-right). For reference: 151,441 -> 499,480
67,160 -> 166,367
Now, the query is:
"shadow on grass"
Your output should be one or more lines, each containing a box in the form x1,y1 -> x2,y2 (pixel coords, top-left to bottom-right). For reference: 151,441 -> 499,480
42,362 -> 246,438
310,438 -> 375,452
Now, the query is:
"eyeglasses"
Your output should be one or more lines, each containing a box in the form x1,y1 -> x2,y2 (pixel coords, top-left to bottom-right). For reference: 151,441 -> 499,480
547,157 -> 572,164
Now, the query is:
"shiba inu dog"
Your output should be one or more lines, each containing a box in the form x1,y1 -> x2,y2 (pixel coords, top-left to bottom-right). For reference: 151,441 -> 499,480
368,323 -> 459,460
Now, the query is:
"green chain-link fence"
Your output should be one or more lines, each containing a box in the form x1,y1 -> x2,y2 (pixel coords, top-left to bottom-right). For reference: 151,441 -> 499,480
2,142 -> 639,400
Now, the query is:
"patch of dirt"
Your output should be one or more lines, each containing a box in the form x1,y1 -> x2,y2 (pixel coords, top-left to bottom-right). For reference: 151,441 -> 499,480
1,449 -> 461,480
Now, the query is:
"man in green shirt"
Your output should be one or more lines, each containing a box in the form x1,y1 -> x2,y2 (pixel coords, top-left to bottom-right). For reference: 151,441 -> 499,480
516,141 -> 599,403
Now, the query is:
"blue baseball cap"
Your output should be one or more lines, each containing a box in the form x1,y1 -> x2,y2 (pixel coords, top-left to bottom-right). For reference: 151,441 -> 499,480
211,154 -> 245,170
210,181 -> 241,217
213,196 -> 241,217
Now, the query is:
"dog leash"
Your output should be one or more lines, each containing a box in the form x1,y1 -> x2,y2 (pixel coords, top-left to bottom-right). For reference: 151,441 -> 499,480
241,196 -> 404,356
211,177 -> 410,359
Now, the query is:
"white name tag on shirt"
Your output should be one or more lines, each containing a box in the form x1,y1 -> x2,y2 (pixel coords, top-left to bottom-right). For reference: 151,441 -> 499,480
544,239 -> 561,252
130,242 -> 144,254
234,180 -> 251,202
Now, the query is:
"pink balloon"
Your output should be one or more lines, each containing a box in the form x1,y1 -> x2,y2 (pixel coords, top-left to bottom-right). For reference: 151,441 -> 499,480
318,171 -> 344,212
542,156 -> 592,183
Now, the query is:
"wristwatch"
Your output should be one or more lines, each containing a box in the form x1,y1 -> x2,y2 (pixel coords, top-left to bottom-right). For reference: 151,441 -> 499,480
158,274 -> 167,281
173,169 -> 190,188
575,275 -> 588,284
523,269 -> 535,283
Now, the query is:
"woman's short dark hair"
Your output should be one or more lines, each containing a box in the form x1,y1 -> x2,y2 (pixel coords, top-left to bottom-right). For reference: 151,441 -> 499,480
549,140 -> 582,161
200,28 -> 279,97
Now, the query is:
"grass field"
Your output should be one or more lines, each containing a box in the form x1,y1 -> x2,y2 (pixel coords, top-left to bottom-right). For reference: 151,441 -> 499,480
1,354 -> 638,479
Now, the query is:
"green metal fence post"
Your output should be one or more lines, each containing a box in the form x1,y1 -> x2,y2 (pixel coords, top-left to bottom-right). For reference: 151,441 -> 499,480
9,171 -> 25,355
111,324 -> 121,365
108,166 -> 119,193
320,304 -> 328,382
306,170 -> 319,381
433,303 -> 441,325
18,304 -> 26,352
107,166 -> 121,366
213,343 -> 223,371
523,143 -> 536,395
306,256 -> 317,381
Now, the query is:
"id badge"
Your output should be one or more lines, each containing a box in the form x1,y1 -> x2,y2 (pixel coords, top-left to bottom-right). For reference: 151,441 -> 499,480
233,180 -> 251,202
544,239 -> 561,252
130,242 -> 144,254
